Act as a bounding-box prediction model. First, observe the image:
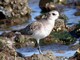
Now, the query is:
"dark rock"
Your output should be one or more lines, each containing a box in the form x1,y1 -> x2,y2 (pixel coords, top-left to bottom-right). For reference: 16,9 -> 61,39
0,12 -> 6,19
0,15 -> 30,29
69,48 -> 80,60
75,0 -> 80,6
0,0 -> 31,18
39,0 -> 65,12
0,0 -> 31,29
1,32 -> 15,38
39,0 -> 58,12
74,11 -> 80,16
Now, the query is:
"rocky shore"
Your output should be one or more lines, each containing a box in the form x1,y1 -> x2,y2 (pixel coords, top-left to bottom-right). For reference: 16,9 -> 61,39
0,0 -> 80,60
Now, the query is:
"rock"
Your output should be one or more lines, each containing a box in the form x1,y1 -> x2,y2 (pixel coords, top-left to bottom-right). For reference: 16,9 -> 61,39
53,19 -> 66,31
1,32 -> 15,38
69,43 -> 80,50
43,35 -> 54,45
39,0 -> 65,12
74,10 -> 80,16
69,48 -> 80,60
76,6 -> 80,10
76,48 -> 80,60
25,51 -> 57,60
0,0 -> 31,29
0,15 -> 30,29
0,0 -> 31,18
0,39 -> 5,52
14,34 -> 34,48
75,0 -> 80,6
39,0 -> 58,12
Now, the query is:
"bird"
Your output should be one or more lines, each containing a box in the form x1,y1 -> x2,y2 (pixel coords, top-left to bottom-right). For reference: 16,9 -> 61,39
16,10 -> 59,54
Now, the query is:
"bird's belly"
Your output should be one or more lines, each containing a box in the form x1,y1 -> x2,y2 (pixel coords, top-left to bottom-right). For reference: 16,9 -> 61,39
32,25 -> 53,39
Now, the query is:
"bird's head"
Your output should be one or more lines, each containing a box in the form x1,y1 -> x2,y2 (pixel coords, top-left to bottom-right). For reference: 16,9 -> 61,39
47,10 -> 59,20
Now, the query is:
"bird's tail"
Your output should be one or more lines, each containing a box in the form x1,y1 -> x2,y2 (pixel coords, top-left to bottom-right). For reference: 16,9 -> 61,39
12,30 -> 21,34
12,27 -> 28,35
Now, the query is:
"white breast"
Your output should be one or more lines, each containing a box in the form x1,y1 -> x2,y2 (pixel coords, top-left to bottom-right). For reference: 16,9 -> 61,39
32,22 -> 54,40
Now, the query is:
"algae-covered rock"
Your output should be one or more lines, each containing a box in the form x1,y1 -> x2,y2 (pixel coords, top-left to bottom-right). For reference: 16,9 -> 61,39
0,0 -> 31,18
0,0 -> 31,29
25,51 -> 57,60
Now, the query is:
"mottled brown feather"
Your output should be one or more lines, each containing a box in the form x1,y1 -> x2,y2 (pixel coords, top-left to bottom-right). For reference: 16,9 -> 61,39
19,21 -> 42,35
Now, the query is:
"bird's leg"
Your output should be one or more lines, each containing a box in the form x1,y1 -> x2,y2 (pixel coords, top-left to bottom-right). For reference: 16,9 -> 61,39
36,39 -> 42,54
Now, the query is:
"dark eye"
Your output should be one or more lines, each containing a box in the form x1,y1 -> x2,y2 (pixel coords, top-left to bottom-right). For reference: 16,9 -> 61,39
52,13 -> 56,15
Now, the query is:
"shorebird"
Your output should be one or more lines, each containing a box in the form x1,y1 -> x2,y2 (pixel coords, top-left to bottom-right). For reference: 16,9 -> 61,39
18,10 -> 59,53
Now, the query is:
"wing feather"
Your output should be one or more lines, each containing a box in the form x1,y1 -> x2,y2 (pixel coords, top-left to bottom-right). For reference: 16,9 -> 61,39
19,21 -> 42,35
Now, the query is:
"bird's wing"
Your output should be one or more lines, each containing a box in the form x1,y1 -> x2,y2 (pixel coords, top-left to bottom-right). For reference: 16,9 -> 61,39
19,21 -> 42,35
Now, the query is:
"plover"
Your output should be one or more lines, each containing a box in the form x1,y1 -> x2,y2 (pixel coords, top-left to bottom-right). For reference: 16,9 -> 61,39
18,10 -> 59,53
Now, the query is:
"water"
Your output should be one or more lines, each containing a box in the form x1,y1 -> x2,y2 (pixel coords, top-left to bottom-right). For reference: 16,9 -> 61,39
17,44 -> 76,58
63,8 -> 80,27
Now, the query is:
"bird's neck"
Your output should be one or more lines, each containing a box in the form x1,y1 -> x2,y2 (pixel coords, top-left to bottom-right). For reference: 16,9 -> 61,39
48,18 -> 56,25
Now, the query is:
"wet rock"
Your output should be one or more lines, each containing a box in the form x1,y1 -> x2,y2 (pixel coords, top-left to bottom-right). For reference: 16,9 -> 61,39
0,0 -> 31,18
53,19 -> 66,31
1,32 -> 15,38
0,12 -> 6,19
75,0 -> 80,6
76,6 -> 80,10
25,51 -> 57,60
39,0 -> 56,12
42,35 -> 54,45
0,15 -> 30,29
0,0 -> 31,29
3,37 -> 15,50
0,39 -> 5,52
39,0 -> 64,12
0,49 -> 25,60
74,11 -> 80,16
14,34 -> 34,48
69,43 -> 80,50
69,48 -> 80,60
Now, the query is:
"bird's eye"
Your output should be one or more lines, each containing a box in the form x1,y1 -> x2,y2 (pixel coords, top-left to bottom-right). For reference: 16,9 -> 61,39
52,13 -> 56,15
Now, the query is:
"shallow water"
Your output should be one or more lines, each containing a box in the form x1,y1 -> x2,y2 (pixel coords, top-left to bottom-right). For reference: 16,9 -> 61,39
17,44 -> 76,58
63,8 -> 80,27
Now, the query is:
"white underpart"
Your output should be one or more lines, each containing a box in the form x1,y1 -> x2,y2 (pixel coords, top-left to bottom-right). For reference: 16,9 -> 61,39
32,18 -> 55,40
